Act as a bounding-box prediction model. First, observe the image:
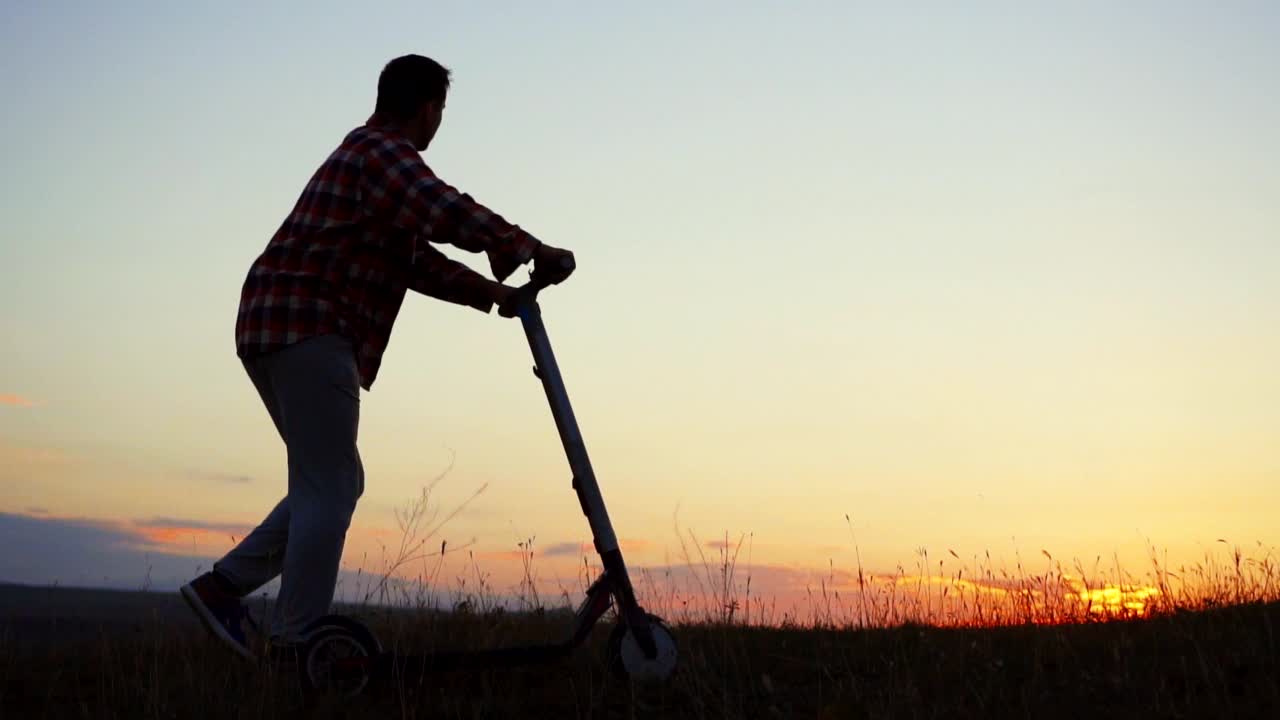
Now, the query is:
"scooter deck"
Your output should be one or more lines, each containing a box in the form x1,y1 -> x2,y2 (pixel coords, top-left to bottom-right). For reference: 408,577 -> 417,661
373,642 -> 576,675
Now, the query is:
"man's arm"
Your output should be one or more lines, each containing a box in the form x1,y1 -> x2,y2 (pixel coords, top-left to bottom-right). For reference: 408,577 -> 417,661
408,242 -> 511,312
363,136 -> 542,281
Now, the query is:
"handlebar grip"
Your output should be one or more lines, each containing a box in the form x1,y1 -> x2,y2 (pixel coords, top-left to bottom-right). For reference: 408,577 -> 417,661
500,250 -> 575,317
529,251 -> 574,289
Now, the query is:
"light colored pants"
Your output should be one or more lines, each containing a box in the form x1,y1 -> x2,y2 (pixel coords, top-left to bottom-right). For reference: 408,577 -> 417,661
214,334 -> 365,641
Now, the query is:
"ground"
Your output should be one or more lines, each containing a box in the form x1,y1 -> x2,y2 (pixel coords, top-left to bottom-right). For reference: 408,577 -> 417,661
0,583 -> 1276,718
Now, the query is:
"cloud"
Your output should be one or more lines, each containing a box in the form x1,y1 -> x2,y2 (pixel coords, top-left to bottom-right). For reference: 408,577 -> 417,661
131,517 -> 254,547
187,470 -> 254,484
620,538 -> 651,553
633,562 -> 819,592
0,511 -> 371,599
0,511 -> 208,590
524,538 -> 651,558
135,516 -> 252,534
0,394 -> 38,408
474,536 -> 651,563
0,511 -> 254,562
542,542 -> 588,557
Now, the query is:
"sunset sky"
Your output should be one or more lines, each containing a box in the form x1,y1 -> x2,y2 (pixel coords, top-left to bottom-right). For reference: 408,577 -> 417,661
2,2 -> 1277,611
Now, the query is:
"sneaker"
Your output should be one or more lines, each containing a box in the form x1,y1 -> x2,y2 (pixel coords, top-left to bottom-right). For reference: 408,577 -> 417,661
181,572 -> 258,661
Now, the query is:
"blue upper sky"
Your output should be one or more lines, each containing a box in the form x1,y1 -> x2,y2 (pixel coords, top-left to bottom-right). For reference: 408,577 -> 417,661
1,2 -> 1277,595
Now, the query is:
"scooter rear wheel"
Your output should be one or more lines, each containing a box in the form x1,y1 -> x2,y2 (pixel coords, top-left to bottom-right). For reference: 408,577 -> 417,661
302,625 -> 379,698
302,614 -> 382,651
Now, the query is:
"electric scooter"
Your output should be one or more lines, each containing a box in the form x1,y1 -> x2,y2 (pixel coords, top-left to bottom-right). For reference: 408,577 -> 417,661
296,257 -> 679,697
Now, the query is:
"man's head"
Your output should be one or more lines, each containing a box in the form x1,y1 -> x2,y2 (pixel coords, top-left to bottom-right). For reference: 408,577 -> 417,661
375,54 -> 452,151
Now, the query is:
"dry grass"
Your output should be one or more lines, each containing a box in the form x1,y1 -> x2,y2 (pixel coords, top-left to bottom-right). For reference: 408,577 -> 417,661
2,481 -> 1277,718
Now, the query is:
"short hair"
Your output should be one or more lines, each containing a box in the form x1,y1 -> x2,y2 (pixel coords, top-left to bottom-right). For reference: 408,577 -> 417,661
375,55 -> 452,119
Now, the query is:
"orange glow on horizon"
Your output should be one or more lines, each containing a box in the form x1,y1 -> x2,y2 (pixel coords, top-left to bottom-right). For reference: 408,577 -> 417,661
7,509 -> 1267,631
872,574 -> 1161,619
1064,577 -> 1161,617
135,523 -> 252,549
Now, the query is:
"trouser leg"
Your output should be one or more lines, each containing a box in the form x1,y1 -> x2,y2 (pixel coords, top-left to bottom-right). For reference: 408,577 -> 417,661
212,334 -> 364,641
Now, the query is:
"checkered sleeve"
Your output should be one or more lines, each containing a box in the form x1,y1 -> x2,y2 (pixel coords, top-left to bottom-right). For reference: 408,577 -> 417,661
364,138 -> 541,281
408,242 -> 497,313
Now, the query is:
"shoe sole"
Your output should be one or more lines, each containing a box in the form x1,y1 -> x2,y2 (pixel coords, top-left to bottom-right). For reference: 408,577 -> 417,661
181,583 -> 257,661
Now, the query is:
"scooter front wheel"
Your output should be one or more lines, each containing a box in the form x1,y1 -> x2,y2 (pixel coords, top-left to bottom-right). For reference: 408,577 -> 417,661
607,613 -> 678,682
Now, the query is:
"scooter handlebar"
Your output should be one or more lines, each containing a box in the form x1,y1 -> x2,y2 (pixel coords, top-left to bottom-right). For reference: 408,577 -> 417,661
498,253 -> 575,317
529,253 -> 576,291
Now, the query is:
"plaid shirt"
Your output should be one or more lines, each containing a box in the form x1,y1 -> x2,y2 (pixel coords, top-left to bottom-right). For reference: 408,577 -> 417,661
235,124 -> 540,390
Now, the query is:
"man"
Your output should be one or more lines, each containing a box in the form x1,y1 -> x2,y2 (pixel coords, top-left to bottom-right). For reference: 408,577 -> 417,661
180,54 -> 573,659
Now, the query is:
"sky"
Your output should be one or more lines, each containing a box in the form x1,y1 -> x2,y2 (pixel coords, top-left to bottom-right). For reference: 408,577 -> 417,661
1,2 -> 1278,614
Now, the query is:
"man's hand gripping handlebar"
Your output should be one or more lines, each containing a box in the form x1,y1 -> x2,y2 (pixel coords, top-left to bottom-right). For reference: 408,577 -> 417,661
498,247 -> 576,318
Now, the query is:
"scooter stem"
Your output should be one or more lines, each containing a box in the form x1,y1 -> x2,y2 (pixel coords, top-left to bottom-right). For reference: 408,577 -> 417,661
515,298 -> 620,556
510,279 -> 659,659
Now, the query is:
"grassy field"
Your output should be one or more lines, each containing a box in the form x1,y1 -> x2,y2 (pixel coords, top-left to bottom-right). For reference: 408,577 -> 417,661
1,568 -> 1277,719
4,489 -> 1278,718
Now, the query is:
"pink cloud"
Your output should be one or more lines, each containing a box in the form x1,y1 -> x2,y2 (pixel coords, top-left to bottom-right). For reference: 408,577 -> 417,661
0,394 -> 38,408
620,538 -> 652,553
487,537 -> 652,559
131,517 -> 254,547
0,510 -> 256,556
